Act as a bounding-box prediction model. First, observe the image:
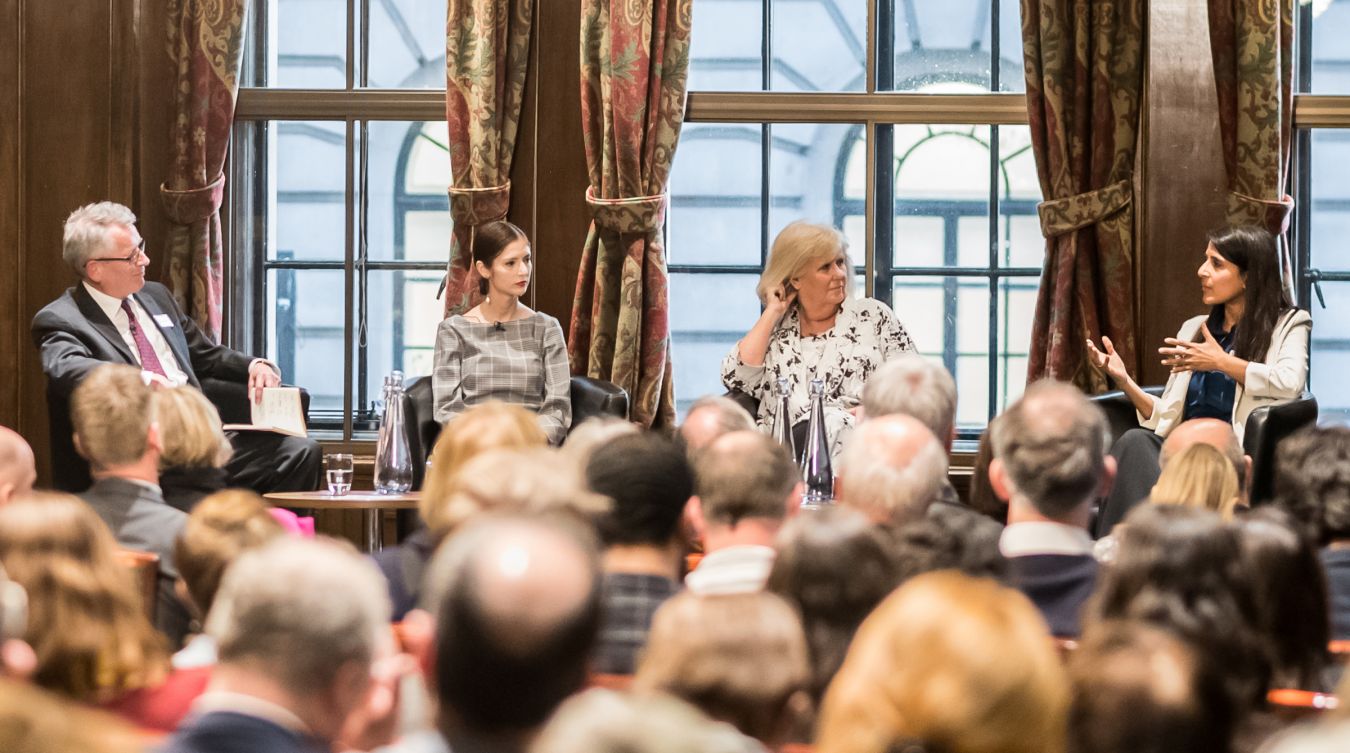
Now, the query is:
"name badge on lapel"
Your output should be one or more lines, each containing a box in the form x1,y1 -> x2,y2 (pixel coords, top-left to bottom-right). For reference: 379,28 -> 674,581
153,314 -> 174,328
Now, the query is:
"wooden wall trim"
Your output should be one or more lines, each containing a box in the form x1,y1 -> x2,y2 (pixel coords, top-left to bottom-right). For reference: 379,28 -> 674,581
0,0 -> 22,429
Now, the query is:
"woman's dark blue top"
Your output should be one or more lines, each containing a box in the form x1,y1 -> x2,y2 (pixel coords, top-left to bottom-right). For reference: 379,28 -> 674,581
1183,312 -> 1237,421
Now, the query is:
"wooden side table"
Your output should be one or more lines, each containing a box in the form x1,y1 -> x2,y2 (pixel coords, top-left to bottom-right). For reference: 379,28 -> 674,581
264,490 -> 419,552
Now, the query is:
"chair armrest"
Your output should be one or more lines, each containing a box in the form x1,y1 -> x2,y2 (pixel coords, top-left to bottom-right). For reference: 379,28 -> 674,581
200,377 -> 311,425
1244,391 -> 1318,505
570,376 -> 629,427
722,389 -> 760,417
402,376 -> 440,490
1089,386 -> 1165,444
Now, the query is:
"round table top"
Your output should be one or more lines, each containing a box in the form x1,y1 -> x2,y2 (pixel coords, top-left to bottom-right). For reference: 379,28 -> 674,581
263,490 -> 421,510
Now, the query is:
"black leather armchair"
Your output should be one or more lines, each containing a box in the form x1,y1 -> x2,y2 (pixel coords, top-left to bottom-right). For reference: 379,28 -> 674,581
46,376 -> 312,493
1089,388 -> 1318,505
400,375 -> 629,490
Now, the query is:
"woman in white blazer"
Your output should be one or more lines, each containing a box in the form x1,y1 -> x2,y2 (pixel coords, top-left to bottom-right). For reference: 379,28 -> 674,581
1086,225 -> 1310,536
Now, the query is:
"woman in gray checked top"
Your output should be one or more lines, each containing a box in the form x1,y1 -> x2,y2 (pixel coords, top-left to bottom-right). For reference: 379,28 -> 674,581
433,221 -> 572,444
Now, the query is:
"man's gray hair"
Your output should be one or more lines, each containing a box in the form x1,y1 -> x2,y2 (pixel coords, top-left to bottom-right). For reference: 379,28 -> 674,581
63,202 -> 137,275
684,395 -> 756,434
838,420 -> 948,525
861,355 -> 957,441
991,380 -> 1108,519
207,537 -> 391,695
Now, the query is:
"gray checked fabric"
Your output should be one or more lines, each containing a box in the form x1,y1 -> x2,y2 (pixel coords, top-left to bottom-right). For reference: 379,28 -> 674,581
721,296 -> 915,457
432,312 -> 572,444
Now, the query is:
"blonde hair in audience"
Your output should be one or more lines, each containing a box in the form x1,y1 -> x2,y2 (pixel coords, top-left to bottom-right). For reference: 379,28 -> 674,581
0,678 -> 147,753
153,385 -> 232,469
635,591 -> 810,745
174,489 -> 285,619
1150,443 -> 1241,520
817,570 -> 1068,753
0,493 -> 167,703
756,221 -> 854,306
421,401 -> 548,525
427,447 -> 608,539
70,364 -> 154,469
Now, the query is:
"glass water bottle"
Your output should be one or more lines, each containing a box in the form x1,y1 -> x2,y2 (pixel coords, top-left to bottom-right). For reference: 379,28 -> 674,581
374,371 -> 413,494
799,378 -> 834,506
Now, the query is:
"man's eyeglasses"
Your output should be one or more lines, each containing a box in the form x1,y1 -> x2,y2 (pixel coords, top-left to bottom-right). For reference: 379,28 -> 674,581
88,238 -> 147,265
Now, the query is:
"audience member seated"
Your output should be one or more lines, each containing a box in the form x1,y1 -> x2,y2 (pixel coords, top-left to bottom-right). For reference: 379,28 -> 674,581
722,221 -> 916,459
153,385 -> 233,514
432,221 -> 571,444
534,689 -> 756,753
861,353 -> 958,450
162,537 -> 397,753
989,381 -> 1113,637
32,201 -> 321,494
585,433 -> 693,675
71,364 -> 191,642
835,414 -> 948,527
1083,505 -> 1270,738
0,679 -> 149,753
1067,621 -> 1235,753
0,493 -> 206,732
0,561 -> 35,682
1233,508 -> 1332,692
891,501 -> 1008,583
685,431 -> 798,595
1150,443 -> 1242,519
559,416 -> 637,469
634,591 -> 809,748
0,426 -> 36,505
389,516 -> 602,753
172,489 -> 286,670
676,395 -> 756,456
1271,425 -> 1350,640
377,402 -> 548,620
817,570 -> 1067,753
968,412 -> 1008,524
1097,417 -> 1249,536
766,506 -> 897,711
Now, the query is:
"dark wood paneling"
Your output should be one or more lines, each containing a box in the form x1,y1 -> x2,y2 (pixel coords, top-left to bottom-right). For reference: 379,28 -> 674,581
0,0 -> 21,431
1137,0 -> 1229,386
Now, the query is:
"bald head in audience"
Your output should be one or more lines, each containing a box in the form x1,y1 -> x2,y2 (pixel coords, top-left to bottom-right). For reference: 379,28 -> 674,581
861,354 -> 958,450
423,516 -> 602,748
836,414 -> 947,526
0,428 -> 36,505
1161,418 -> 1249,500
678,396 -> 756,454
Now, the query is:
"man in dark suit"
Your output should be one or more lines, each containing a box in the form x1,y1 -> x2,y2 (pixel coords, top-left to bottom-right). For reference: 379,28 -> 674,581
71,364 -> 191,644
162,538 -> 397,753
31,201 -> 320,493
990,380 -> 1116,638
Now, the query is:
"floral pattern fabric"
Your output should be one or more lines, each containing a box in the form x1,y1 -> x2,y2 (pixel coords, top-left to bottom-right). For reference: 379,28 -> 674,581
442,0 -> 534,316
1208,0 -> 1296,297
161,0 -> 249,341
721,297 -> 916,457
568,0 -> 693,429
1021,0 -> 1145,393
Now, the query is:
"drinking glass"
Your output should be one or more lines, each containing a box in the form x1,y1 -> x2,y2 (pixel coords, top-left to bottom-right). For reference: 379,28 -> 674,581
325,453 -> 354,496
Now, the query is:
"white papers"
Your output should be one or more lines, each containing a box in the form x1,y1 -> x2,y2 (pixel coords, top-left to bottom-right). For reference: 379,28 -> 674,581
223,387 -> 308,438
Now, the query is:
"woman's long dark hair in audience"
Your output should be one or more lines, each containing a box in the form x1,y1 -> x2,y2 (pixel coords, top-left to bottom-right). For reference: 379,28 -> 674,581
1232,508 -> 1331,691
1206,226 -> 1292,362
1084,504 -> 1271,711
766,507 -> 897,707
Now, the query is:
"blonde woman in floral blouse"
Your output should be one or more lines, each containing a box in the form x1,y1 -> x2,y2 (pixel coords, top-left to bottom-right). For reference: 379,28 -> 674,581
721,221 -> 916,458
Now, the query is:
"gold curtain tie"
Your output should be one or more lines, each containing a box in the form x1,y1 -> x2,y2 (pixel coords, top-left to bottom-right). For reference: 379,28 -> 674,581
160,174 -> 226,225
447,181 -> 512,226
585,186 -> 668,234
1037,179 -> 1133,237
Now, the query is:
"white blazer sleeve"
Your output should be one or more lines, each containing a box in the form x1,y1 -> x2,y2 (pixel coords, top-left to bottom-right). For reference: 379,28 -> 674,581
1243,310 -> 1311,400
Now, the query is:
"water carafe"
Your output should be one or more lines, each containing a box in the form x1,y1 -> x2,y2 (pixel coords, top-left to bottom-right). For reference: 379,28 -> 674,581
799,378 -> 834,506
374,370 -> 413,494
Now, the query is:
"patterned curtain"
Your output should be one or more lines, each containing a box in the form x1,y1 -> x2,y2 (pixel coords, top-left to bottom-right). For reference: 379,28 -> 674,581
1209,0 -> 1296,297
1022,0 -> 1146,392
568,0 -> 692,429
442,0 -> 534,316
161,0 -> 250,341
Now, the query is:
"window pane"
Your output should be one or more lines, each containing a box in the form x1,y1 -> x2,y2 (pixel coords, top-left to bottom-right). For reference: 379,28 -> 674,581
1311,282 -> 1350,423
770,123 -> 862,250
891,275 -> 991,427
669,273 -> 762,418
269,0 -> 348,88
772,0 -> 867,92
669,123 -> 764,267
1310,0 -> 1350,93
892,125 -> 992,268
272,121 -> 347,262
1310,130 -> 1350,271
266,269 -> 346,426
355,270 -> 441,428
367,121 -> 451,262
998,124 -> 1044,268
689,0 -> 764,91
893,3 -> 991,91
996,0 -> 1026,92
363,0 -> 447,88
996,276 -> 1038,411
